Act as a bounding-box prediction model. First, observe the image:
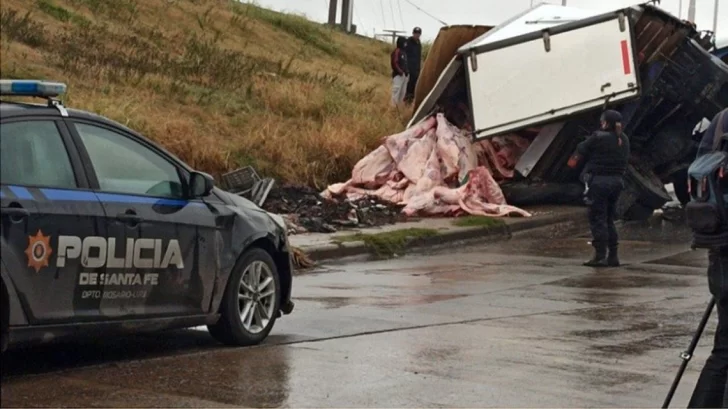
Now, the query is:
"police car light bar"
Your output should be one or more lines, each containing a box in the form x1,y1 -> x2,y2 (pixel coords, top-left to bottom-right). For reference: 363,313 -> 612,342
0,79 -> 67,98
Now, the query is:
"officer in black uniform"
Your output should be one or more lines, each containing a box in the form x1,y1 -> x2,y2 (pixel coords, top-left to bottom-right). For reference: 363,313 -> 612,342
567,110 -> 631,267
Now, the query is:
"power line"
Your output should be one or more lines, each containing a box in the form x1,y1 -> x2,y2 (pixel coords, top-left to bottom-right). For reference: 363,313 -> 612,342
352,2 -> 362,33
402,0 -> 447,26
379,0 -> 388,29
389,0 -> 397,29
396,0 -> 406,31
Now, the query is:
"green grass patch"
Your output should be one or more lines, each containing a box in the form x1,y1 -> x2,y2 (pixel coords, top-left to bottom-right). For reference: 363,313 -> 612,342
37,0 -> 70,21
36,0 -> 90,25
452,216 -> 506,228
334,228 -> 439,258
242,3 -> 339,56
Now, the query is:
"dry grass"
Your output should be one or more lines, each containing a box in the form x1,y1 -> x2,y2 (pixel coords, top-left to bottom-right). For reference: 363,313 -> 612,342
0,0 -> 414,187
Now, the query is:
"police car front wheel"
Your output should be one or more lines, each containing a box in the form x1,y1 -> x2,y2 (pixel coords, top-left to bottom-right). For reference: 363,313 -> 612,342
208,247 -> 281,346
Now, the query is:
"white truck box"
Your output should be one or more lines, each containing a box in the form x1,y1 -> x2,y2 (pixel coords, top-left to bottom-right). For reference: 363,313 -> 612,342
463,9 -> 640,139
409,5 -> 641,139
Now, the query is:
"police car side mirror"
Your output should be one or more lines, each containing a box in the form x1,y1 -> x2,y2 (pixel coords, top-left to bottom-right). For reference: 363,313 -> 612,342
189,171 -> 214,198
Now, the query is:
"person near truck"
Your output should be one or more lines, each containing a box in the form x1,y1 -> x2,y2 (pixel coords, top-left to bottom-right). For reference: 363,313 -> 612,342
688,107 -> 728,408
390,36 -> 409,106
404,27 -> 422,104
567,110 -> 630,268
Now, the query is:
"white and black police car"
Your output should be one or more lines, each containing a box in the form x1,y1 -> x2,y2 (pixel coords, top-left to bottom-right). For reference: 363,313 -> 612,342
0,80 -> 294,352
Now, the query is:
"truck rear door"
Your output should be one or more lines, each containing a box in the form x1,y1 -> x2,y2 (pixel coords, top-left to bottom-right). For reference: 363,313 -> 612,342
462,9 -> 640,140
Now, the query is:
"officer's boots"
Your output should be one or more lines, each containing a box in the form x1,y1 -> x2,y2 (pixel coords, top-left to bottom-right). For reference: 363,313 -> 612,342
607,245 -> 620,267
583,243 -> 608,267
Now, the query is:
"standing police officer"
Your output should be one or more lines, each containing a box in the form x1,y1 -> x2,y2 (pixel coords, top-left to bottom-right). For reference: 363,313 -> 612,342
567,110 -> 631,267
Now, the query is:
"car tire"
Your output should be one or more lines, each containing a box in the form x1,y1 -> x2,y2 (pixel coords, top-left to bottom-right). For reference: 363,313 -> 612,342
208,247 -> 281,347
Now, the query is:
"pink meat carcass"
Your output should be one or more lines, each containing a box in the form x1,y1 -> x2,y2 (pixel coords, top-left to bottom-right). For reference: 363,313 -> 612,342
324,114 -> 532,219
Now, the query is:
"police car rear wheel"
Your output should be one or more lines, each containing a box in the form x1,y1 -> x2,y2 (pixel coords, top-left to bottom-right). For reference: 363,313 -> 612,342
208,248 -> 280,346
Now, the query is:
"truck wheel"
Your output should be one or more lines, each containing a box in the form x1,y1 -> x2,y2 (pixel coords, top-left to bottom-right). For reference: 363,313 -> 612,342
208,247 -> 280,347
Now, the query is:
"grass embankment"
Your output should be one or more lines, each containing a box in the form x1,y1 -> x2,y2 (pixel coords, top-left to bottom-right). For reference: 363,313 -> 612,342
0,0 -> 412,187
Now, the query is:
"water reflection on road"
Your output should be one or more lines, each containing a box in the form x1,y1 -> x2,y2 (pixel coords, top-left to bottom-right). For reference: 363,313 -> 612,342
1,216 -> 712,407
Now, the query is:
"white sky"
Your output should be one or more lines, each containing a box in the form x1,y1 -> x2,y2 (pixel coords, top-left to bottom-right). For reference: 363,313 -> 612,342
246,0 -> 726,43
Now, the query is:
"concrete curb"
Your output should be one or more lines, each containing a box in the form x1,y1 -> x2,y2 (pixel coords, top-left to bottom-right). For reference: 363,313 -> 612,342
302,208 -> 586,263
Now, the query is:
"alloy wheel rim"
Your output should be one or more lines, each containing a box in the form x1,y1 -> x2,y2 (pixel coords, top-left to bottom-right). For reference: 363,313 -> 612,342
237,260 -> 276,334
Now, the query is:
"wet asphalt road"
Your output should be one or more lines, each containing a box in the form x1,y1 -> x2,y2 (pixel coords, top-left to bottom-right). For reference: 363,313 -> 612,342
0,215 -> 717,407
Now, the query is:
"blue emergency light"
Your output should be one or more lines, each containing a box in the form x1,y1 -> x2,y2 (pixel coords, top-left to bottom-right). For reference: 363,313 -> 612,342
0,79 -> 67,98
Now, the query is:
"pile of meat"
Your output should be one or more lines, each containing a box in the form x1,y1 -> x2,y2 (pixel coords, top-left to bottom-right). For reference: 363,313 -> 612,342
262,185 -> 407,234
322,114 -> 534,218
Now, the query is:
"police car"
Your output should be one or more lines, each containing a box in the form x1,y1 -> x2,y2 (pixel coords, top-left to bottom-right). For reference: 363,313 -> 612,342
0,80 -> 294,352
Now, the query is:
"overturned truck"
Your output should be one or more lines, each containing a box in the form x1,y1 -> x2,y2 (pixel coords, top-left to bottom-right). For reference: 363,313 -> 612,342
410,2 -> 728,220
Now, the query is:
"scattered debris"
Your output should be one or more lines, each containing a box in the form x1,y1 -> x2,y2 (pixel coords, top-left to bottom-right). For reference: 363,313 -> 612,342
291,246 -> 316,269
262,185 -> 407,234
660,202 -> 685,222
221,166 -> 275,207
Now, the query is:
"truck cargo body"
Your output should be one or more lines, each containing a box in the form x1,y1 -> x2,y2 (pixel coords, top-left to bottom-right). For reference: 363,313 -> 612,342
463,11 -> 640,139
410,2 -> 728,220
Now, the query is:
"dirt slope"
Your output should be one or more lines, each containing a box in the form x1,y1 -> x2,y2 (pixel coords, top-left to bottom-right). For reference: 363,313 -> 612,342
0,0 -> 411,187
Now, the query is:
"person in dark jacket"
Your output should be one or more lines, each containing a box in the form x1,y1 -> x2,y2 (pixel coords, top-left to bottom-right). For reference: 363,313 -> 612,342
567,110 -> 631,267
688,107 -> 728,408
404,27 -> 422,104
390,36 -> 409,106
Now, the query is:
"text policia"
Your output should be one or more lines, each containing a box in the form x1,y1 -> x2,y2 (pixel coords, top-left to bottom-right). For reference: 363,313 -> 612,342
57,236 -> 184,269
55,235 -> 185,300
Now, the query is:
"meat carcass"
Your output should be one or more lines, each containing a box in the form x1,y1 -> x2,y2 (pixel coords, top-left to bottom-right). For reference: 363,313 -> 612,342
323,113 -> 532,219
351,145 -> 394,188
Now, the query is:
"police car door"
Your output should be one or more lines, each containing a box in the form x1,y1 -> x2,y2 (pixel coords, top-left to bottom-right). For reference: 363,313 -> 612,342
0,118 -> 107,323
67,120 -> 213,319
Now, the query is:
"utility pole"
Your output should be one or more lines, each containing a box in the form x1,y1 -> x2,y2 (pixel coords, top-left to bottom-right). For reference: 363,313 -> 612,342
328,0 -> 338,26
561,0 -> 567,5
340,0 -> 353,33
714,0 -> 720,37
378,29 -> 406,45
328,0 -> 355,33
687,0 -> 696,23
679,0 -> 683,18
